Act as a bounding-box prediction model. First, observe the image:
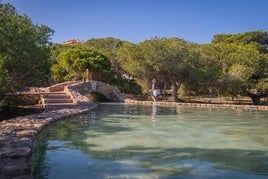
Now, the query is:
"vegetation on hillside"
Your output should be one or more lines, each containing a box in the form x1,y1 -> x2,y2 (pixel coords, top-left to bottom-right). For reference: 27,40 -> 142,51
0,2 -> 53,108
51,46 -> 113,83
0,1 -> 267,108
116,35 -> 268,104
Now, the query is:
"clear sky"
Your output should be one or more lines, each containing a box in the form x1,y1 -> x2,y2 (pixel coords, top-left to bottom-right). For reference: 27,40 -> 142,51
2,0 -> 268,44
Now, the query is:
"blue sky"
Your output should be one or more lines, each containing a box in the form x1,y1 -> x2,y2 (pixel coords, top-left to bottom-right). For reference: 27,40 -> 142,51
2,0 -> 268,44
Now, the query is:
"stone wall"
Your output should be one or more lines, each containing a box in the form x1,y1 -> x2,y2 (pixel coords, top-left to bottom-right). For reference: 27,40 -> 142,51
48,81 -> 79,92
124,99 -> 268,111
2,93 -> 42,106
67,80 -> 126,102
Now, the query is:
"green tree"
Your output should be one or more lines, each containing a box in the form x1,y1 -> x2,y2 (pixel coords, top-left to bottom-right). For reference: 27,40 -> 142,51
117,41 -> 152,93
196,43 -> 267,104
84,38 -> 142,93
0,2 -> 53,107
49,43 -> 74,64
195,43 -> 240,96
84,37 -> 123,73
212,30 -> 268,45
211,31 -> 268,104
51,46 -> 114,83
181,43 -> 216,95
140,37 -> 192,101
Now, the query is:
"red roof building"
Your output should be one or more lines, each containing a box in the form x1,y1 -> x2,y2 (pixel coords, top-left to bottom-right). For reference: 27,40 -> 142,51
62,39 -> 83,45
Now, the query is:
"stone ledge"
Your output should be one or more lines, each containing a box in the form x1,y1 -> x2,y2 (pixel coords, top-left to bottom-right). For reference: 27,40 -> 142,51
124,99 -> 268,111
0,102 -> 97,179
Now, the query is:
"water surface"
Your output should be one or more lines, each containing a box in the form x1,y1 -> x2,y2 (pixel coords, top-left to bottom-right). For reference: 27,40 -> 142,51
32,103 -> 268,178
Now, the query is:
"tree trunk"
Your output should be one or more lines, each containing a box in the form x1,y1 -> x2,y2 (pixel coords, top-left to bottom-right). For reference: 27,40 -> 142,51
208,81 -> 216,95
172,82 -> 178,101
163,82 -> 167,99
247,92 -> 267,105
170,80 -> 182,102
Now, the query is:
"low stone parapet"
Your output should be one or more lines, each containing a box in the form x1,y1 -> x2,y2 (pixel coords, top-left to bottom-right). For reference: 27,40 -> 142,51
67,81 -> 126,102
124,99 -> 268,111
48,81 -> 80,92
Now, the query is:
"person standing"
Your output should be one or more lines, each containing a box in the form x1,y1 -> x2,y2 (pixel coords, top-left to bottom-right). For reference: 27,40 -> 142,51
151,79 -> 160,101
86,68 -> 92,81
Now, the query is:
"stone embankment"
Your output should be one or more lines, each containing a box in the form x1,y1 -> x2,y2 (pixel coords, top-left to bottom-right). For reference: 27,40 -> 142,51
124,99 -> 268,111
0,82 -> 98,179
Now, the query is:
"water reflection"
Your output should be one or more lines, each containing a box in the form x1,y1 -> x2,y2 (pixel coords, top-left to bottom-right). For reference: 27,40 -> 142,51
32,103 -> 268,178
151,104 -> 157,122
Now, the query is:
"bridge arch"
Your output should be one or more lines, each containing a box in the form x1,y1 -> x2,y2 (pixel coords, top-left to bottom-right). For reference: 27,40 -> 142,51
67,81 -> 126,102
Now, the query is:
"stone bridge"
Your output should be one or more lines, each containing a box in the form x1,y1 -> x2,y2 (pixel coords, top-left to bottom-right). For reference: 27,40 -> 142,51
64,80 -> 126,103
48,80 -> 125,103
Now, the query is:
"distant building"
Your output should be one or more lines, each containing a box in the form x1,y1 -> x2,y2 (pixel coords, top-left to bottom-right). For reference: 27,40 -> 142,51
62,39 -> 83,45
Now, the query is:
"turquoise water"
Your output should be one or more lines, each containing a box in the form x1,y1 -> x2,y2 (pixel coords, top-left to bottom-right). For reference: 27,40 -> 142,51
32,103 -> 268,178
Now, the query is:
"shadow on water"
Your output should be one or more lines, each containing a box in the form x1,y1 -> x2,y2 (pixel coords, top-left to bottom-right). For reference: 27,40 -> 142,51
31,103 -> 268,178
82,146 -> 268,176
32,137 -> 268,178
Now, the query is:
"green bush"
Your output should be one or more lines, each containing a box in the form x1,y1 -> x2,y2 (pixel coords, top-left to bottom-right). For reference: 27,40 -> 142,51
114,79 -> 142,94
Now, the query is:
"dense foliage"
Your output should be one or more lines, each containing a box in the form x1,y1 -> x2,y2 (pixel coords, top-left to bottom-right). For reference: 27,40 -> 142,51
50,39 -> 142,94
0,2 -> 53,108
208,32 -> 268,104
1,1 -> 267,106
51,46 -> 113,83
116,32 -> 268,104
84,37 -> 123,73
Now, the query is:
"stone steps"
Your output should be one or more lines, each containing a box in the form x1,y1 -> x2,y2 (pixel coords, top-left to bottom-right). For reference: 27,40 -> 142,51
43,98 -> 73,104
41,91 -> 75,108
43,92 -> 73,104
44,92 -> 69,98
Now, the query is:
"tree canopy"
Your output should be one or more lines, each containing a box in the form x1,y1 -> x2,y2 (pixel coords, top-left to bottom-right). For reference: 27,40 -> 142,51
84,37 -> 124,73
115,32 -> 268,104
210,31 -> 268,104
51,46 -> 113,83
212,31 -> 268,45
0,2 -> 53,95
1,0 -> 267,106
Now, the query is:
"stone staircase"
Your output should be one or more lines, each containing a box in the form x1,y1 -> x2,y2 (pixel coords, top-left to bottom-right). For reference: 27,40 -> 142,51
40,82 -> 79,110
42,91 -> 73,104
41,91 -> 75,110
